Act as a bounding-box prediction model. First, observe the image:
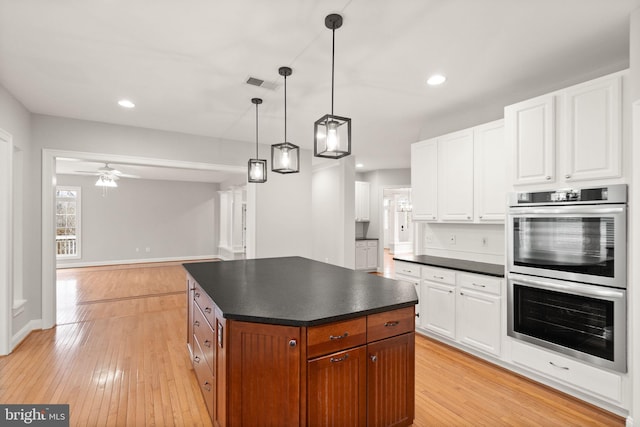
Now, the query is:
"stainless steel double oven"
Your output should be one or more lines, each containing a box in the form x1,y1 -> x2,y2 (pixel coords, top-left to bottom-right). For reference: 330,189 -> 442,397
507,185 -> 627,372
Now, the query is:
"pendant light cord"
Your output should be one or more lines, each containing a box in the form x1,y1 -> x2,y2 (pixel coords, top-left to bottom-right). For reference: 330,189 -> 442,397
255,102 -> 259,157
284,74 -> 288,142
331,26 -> 335,116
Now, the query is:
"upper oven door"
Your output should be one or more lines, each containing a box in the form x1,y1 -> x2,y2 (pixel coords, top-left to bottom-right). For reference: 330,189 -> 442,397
507,204 -> 626,288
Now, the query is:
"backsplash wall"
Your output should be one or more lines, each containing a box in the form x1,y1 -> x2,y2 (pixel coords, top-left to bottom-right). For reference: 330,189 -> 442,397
418,223 -> 505,265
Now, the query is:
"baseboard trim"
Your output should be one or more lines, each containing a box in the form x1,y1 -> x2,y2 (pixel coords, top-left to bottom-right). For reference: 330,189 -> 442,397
56,254 -> 220,269
11,319 -> 42,351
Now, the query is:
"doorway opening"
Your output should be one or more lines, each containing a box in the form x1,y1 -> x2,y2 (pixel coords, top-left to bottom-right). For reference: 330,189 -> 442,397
381,187 -> 413,278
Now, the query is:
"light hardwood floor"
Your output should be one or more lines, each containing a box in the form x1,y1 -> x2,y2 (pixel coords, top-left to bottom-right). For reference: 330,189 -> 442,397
0,262 -> 624,426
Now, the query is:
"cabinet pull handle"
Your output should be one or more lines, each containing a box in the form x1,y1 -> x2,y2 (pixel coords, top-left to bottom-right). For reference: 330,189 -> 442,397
330,354 -> 349,363
402,269 -> 412,273
190,287 -> 196,291
448,290 -> 454,294
193,320 -> 200,327
472,283 -> 486,288
549,361 -> 569,370
479,215 -> 483,219
204,307 -> 212,314
384,321 -> 399,327
204,339 -> 212,348
329,332 -> 349,340
460,292 -> 464,296
203,381 -> 211,392
195,292 -> 200,299
433,275 -> 444,280
545,176 -> 551,180
370,355 -> 377,363
194,356 -> 201,364
416,313 -> 420,318
289,339 -> 297,348
565,174 -> 571,179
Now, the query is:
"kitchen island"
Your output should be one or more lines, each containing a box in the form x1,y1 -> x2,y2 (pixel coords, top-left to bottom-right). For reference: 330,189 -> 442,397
184,256 -> 418,427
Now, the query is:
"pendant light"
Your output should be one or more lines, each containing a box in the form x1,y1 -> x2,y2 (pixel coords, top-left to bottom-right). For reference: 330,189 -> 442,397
271,66 -> 300,174
314,13 -> 351,159
248,98 -> 267,183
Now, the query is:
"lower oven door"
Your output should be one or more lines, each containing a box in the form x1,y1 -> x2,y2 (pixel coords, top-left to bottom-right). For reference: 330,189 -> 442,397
508,273 -> 626,372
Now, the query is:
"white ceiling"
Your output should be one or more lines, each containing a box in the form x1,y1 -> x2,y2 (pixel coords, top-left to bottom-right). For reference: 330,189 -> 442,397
1,0 -> 639,175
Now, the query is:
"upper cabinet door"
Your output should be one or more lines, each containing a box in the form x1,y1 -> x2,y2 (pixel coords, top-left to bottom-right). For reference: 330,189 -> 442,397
474,120 -> 506,222
411,139 -> 438,221
355,181 -> 370,222
564,74 -> 622,182
506,94 -> 556,186
438,129 -> 474,221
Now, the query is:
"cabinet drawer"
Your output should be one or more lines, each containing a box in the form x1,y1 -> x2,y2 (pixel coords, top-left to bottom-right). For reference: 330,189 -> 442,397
458,272 -> 502,296
395,261 -> 420,278
308,317 -> 367,358
422,266 -> 455,285
194,282 -> 215,327
193,335 -> 215,417
356,241 -> 367,248
193,303 -> 215,370
511,340 -> 622,404
367,307 -> 415,342
367,240 -> 378,247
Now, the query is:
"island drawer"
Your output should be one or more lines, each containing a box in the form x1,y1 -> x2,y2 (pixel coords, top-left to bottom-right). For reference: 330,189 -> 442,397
367,306 -> 415,342
192,334 -> 215,417
194,282 -> 215,327
193,303 -> 215,370
307,317 -> 367,358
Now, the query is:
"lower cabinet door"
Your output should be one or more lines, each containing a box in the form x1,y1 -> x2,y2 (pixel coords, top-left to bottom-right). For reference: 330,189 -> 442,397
367,333 -> 415,427
307,346 -> 367,427
421,281 -> 456,339
456,289 -> 501,356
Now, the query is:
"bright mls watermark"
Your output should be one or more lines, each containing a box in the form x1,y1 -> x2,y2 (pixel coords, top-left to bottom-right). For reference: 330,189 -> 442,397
0,405 -> 69,426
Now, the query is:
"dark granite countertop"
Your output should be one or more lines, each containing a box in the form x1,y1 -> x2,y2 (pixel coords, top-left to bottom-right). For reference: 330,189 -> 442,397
393,254 -> 505,278
356,237 -> 379,241
183,256 -> 418,327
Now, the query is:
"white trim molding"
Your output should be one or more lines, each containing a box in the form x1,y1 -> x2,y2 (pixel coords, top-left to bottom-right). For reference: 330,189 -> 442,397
0,128 -> 12,355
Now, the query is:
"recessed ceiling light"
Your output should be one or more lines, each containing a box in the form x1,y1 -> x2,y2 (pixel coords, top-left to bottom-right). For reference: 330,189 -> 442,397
356,163 -> 364,168
427,74 -> 446,86
118,99 -> 135,108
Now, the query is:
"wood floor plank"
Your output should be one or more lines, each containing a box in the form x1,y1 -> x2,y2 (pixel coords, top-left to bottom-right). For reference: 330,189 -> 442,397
0,261 -> 625,426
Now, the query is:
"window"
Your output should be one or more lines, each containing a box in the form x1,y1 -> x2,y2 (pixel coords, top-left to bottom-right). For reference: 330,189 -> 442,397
56,186 -> 81,259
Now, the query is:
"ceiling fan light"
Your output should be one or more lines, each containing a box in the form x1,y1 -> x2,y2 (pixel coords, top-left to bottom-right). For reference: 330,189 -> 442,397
95,175 -> 118,187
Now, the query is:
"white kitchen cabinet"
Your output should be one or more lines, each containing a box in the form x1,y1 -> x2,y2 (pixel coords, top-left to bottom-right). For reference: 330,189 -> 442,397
511,340 -> 622,405
355,239 -> 378,271
505,93 -> 556,186
564,75 -> 622,182
456,272 -> 502,357
355,181 -> 370,222
438,129 -> 474,222
394,261 -> 422,327
411,120 -> 506,223
474,120 -> 506,222
421,266 -> 456,340
506,71 -> 624,188
411,139 -> 438,221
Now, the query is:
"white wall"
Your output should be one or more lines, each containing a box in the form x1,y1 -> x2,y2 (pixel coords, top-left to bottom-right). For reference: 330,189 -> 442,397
311,158 -> 355,268
56,174 -> 219,266
253,150 -> 313,259
0,84 -> 34,347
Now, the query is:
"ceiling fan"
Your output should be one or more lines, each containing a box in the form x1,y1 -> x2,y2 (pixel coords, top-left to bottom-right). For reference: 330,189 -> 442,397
74,163 -> 140,187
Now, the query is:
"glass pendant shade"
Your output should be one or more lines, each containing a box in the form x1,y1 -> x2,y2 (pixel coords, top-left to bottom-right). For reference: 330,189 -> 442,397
248,158 -> 267,183
272,66 -> 300,174
271,142 -> 300,174
248,97 -> 267,183
314,13 -> 351,159
314,114 -> 351,159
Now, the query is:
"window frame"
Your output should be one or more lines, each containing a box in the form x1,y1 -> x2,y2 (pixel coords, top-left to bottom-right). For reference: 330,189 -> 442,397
55,186 -> 82,260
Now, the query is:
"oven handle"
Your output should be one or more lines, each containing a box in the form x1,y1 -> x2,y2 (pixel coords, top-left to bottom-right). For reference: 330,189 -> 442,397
508,274 -> 626,300
508,205 -> 625,216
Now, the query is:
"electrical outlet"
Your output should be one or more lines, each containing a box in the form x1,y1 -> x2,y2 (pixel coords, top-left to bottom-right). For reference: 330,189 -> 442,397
481,237 -> 488,247
449,235 -> 456,245
425,235 -> 434,244
145,247 -> 151,253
